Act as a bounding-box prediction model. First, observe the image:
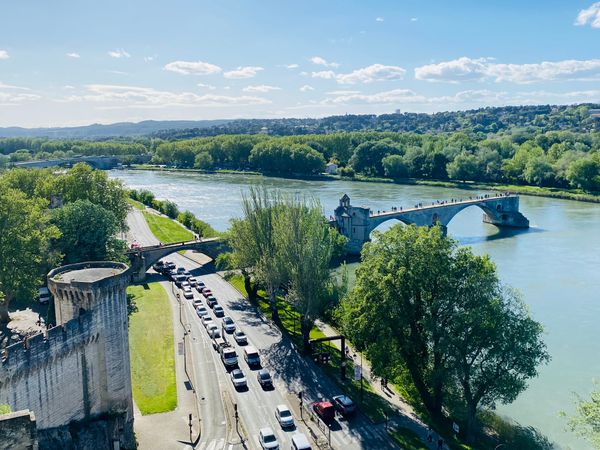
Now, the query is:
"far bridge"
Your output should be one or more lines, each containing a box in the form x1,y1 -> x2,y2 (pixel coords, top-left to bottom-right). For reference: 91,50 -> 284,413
331,193 -> 529,254
126,238 -> 228,281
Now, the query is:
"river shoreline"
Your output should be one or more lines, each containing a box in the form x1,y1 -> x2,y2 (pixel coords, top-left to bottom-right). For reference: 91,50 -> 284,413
128,164 -> 600,204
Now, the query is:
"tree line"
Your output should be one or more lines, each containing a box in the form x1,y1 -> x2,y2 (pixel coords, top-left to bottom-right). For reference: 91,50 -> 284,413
0,164 -> 130,323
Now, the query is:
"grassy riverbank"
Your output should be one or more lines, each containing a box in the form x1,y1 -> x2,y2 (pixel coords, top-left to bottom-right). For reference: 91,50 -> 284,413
128,282 -> 176,414
129,164 -> 600,204
141,210 -> 193,243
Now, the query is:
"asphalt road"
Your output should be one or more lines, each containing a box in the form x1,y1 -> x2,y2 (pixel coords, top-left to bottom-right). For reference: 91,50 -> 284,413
128,209 -> 397,450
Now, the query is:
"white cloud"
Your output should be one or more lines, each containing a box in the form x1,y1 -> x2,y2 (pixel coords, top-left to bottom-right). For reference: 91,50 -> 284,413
143,55 -> 156,63
310,56 -> 339,68
0,50 -> 9,60
285,64 -> 299,69
336,64 -> 406,84
324,88 -> 425,105
197,83 -> 216,90
375,17 -> 384,22
63,84 -> 270,108
575,2 -> 600,28
66,52 -> 80,59
0,83 -> 40,105
326,90 -> 361,95
415,57 -> 600,83
223,66 -> 264,79
299,85 -> 315,92
108,49 -> 131,58
164,60 -> 222,75
243,84 -> 281,93
311,70 -> 337,80
410,17 -> 418,22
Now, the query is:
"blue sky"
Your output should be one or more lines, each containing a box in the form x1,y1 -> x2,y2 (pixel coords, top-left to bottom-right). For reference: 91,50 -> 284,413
0,0 -> 599,127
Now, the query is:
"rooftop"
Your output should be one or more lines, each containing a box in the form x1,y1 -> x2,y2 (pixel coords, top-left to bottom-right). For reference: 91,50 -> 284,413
55,267 -> 125,283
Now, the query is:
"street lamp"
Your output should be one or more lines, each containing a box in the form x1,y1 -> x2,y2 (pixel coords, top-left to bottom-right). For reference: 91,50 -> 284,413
188,413 -> 193,443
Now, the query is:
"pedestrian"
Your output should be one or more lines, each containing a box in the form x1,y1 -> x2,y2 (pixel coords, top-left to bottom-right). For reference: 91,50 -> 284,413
437,437 -> 444,450
427,429 -> 433,443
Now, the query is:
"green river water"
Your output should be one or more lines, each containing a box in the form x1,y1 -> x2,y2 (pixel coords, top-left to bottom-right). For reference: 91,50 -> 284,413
111,169 -> 600,449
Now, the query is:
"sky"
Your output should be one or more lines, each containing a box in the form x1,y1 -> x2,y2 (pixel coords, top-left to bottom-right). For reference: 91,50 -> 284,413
0,0 -> 599,128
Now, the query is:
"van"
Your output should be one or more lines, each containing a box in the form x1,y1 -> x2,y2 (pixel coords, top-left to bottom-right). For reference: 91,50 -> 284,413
220,346 -> 238,369
244,346 -> 261,368
38,287 -> 51,304
291,433 -> 312,450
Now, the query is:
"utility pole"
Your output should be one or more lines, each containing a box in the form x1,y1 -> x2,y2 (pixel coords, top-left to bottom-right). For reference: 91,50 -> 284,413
298,391 -> 303,420
188,413 -> 193,444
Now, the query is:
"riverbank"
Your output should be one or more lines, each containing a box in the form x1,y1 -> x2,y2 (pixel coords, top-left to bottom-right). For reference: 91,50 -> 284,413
128,164 -> 600,204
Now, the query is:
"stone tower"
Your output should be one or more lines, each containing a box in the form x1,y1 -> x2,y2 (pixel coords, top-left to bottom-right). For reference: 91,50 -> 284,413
47,261 -> 135,448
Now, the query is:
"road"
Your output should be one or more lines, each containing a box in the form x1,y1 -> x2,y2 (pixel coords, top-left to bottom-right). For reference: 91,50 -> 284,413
128,208 -> 398,449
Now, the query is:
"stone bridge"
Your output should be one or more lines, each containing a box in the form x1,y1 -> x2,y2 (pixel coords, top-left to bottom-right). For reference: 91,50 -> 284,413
331,193 -> 529,254
126,238 -> 228,281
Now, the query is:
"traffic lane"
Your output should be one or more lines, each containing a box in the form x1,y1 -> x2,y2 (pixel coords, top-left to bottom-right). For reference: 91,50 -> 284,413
199,274 -> 397,450
183,287 -> 300,450
127,209 -> 158,246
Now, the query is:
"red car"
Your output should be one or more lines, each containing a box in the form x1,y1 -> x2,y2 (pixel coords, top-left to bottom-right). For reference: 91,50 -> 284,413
202,288 -> 213,298
312,401 -> 335,424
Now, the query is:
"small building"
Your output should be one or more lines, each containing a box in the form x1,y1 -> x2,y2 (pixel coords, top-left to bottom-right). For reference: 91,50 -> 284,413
325,163 -> 338,175
590,109 -> 600,118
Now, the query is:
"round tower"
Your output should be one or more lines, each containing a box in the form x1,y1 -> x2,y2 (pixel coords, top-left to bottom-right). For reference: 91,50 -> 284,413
47,261 -> 135,449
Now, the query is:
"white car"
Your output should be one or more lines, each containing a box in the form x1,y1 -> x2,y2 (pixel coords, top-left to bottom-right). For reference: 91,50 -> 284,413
207,324 -> 221,339
183,289 -> 194,300
202,316 -> 213,328
258,427 -> 279,450
230,369 -> 247,389
222,316 -> 235,333
275,404 -> 294,429
233,329 -> 248,345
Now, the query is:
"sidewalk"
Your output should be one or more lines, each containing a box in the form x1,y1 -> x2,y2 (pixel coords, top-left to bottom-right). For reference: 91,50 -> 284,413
314,319 -> 441,449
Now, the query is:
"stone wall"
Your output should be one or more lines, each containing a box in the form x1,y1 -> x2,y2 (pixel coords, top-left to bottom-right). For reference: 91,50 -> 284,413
0,262 -> 135,449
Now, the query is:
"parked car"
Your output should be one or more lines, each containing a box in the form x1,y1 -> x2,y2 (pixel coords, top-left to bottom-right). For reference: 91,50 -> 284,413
233,329 -> 248,345
257,369 -> 273,389
275,404 -> 294,429
38,287 -> 51,304
207,324 -> 221,339
207,297 -> 218,308
196,306 -> 209,318
213,305 -> 225,318
230,369 -> 247,389
244,346 -> 261,368
258,427 -> 279,450
222,316 -> 235,333
312,401 -> 335,424
202,316 -> 213,328
332,395 -> 356,417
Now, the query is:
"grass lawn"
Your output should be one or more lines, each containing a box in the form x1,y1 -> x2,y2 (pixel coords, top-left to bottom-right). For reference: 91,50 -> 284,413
142,210 -> 193,244
389,427 -> 430,450
127,198 -> 145,210
128,282 -> 177,415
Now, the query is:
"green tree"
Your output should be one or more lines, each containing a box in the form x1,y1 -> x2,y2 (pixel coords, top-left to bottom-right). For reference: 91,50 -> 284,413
382,154 -> 408,179
523,156 -> 555,186
446,152 -> 480,182
349,140 -> 402,177
194,152 -> 214,170
565,384 -> 600,448
338,225 -> 548,440
566,158 -> 600,191
277,195 -> 342,352
0,186 -> 60,323
52,200 -> 125,264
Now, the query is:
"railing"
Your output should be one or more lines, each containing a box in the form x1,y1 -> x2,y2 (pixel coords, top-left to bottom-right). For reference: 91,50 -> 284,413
302,401 -> 332,448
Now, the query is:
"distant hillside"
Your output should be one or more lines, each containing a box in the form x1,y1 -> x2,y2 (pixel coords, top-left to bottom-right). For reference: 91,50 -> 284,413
0,119 -> 232,138
152,104 -> 600,139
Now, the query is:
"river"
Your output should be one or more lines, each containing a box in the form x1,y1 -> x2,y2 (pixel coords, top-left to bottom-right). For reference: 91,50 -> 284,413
110,169 -> 600,449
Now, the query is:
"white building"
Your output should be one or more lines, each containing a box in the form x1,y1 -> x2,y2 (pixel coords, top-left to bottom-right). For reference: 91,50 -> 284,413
325,163 -> 338,175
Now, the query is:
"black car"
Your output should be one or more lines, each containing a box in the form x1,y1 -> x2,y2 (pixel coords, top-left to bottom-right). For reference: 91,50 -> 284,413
257,369 -> 273,389
207,296 -> 218,308
332,395 -> 356,417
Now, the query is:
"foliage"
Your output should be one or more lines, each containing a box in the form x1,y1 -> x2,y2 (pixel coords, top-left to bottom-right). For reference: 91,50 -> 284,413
127,283 -> 177,414
249,141 -> 325,174
389,427 -> 429,450
0,185 -> 60,323
564,383 -> 600,448
0,404 -> 10,415
338,225 -> 549,441
52,200 -> 125,263
382,154 -> 409,179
